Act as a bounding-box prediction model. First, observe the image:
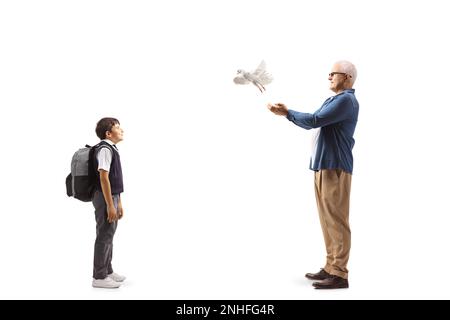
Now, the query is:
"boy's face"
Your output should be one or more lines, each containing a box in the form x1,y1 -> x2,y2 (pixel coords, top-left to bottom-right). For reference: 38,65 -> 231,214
106,123 -> 124,144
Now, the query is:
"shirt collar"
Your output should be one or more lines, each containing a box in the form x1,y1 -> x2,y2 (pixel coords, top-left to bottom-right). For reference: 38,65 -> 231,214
102,139 -> 118,151
102,139 -> 115,146
333,88 -> 355,98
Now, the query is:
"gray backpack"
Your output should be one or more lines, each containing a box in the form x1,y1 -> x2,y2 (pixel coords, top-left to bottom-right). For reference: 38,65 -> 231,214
66,143 -> 112,202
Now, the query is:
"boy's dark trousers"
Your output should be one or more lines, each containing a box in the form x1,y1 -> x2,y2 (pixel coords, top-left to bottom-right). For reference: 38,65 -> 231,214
92,190 -> 119,280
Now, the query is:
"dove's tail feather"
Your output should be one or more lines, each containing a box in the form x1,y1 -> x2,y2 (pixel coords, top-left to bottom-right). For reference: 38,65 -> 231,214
257,72 -> 273,85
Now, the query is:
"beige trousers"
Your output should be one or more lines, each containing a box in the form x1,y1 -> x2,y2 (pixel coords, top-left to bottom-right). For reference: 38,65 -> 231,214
314,169 -> 352,279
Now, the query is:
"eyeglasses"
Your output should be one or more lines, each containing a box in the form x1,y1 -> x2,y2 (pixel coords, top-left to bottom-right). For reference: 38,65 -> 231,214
329,72 -> 352,78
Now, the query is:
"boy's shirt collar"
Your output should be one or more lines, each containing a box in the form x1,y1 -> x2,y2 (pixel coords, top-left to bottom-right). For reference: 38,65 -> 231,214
102,139 -> 115,146
102,139 -> 118,150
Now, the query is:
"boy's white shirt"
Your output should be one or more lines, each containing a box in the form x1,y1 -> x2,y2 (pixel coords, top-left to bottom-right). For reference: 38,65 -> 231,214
97,139 -> 117,172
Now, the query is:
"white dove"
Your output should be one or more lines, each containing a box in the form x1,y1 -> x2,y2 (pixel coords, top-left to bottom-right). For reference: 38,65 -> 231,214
233,60 -> 273,93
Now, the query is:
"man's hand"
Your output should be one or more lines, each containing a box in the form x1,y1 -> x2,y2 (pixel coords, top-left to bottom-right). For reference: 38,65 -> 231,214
267,103 -> 288,116
107,205 -> 118,223
117,201 -> 124,220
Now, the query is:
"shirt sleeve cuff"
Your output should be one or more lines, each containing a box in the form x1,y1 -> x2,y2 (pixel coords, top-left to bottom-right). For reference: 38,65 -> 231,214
286,109 -> 294,121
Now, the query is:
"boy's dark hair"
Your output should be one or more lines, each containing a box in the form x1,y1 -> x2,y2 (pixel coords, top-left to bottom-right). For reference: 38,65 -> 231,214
95,117 -> 120,140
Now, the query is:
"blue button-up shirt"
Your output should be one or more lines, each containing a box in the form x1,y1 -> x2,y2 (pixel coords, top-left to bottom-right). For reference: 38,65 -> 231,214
286,89 -> 359,174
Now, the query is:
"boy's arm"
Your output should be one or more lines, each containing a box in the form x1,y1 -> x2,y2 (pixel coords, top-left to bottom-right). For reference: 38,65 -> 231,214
99,169 -> 118,223
118,195 -> 123,219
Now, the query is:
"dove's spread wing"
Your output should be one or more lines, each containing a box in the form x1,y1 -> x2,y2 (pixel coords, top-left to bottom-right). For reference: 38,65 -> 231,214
233,76 -> 250,85
256,72 -> 273,85
252,60 -> 266,76
251,60 -> 273,85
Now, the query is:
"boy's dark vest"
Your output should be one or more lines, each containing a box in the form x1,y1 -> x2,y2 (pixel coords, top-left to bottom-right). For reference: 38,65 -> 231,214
93,141 -> 124,195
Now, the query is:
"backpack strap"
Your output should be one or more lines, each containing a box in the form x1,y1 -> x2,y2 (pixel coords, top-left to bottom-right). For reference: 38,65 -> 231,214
95,142 -> 114,158
89,142 -> 114,176
88,142 -> 115,193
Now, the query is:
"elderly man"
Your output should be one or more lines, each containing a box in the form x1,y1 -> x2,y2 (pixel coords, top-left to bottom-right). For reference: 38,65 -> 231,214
267,61 -> 359,289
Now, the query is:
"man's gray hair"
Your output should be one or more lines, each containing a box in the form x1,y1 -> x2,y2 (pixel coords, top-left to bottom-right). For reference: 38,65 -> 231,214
336,60 -> 357,85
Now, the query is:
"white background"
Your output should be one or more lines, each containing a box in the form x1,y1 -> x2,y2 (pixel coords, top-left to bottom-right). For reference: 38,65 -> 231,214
1,0 -> 449,299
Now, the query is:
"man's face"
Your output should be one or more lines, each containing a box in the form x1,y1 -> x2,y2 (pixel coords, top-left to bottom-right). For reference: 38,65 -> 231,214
106,123 -> 124,144
328,63 -> 349,93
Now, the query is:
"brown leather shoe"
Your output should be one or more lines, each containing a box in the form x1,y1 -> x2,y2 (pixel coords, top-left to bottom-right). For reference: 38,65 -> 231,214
312,275 -> 349,289
305,268 -> 331,280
